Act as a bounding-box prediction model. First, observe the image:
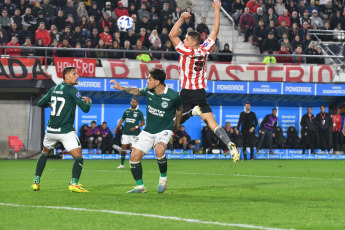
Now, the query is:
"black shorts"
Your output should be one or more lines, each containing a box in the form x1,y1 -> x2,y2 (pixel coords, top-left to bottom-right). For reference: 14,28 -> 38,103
180,88 -> 212,113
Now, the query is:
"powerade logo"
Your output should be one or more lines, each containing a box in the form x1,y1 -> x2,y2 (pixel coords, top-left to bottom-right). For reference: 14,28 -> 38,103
217,84 -> 244,91
285,86 -> 312,93
77,81 -> 102,88
283,83 -> 315,95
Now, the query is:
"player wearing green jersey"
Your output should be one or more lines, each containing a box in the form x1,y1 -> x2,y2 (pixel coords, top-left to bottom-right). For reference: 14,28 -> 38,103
31,66 -> 92,193
110,68 -> 183,194
114,98 -> 145,168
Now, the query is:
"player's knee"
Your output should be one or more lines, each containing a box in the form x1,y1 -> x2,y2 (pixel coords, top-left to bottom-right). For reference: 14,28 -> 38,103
89,137 -> 94,142
97,137 -> 102,142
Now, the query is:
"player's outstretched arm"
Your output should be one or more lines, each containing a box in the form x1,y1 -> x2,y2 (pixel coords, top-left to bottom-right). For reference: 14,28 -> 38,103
169,12 -> 190,47
37,89 -> 53,108
209,0 -> 221,42
110,80 -> 142,95
76,96 -> 92,113
174,105 -> 183,132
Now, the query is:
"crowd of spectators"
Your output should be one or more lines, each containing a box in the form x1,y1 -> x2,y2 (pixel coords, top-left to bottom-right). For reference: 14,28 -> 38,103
0,0 -> 232,62
229,0 -> 345,63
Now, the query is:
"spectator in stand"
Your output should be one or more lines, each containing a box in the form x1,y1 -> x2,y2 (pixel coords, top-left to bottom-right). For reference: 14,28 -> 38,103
239,7 -> 254,42
232,0 -> 245,26
300,10 -> 312,27
18,24 -> 32,45
18,0 -> 29,16
254,19 -> 266,53
138,28 -> 151,49
6,22 -> 19,42
262,50 -> 277,63
128,3 -> 137,18
290,11 -> 301,28
307,0 -> 318,15
331,11 -> 345,30
42,0 -> 54,23
35,22 -> 51,46
48,39 -> 59,59
301,107 -> 316,154
71,26 -> 85,47
0,9 -> 11,30
332,108 -> 343,154
253,8 -> 268,27
304,41 -> 317,63
87,15 -> 97,33
53,10 -> 65,32
315,46 -> 325,64
63,0 -> 76,20
60,26 -> 72,44
11,8 -> 22,30
138,3 -> 150,22
267,8 -> 278,27
0,25 -> 8,54
109,40 -> 123,59
89,2 -> 102,23
99,122 -> 113,154
57,38 -> 73,57
95,39 -> 108,58
150,5 -> 159,21
74,42 -> 84,58
114,1 -> 128,18
185,7 -> 195,24
84,39 -> 96,58
6,35 -> 20,56
292,45 -> 306,64
208,45 -> 219,61
148,29 -> 161,46
319,22 -> 333,41
123,29 -> 138,47
277,20 -> 289,40
138,16 -> 152,34
162,40 -> 177,60
333,23 -> 345,42
219,43 -> 233,62
257,108 -> 278,154
172,6 -> 181,24
0,0 -> 15,17
159,2 -> 173,26
181,17 -> 195,35
322,12 -> 331,26
172,126 -> 192,154
150,14 -> 160,33
49,27 -> 59,44
290,23 -> 300,42
149,38 -> 162,60
278,9 -> 291,27
123,40 -> 135,59
299,22 -> 310,42
262,31 -> 280,53
266,19 -> 278,38
99,12 -> 115,33
297,1 -> 307,17
281,37 -> 293,52
159,27 -> 169,47
37,11 -> 50,30
237,102 -> 258,160
87,121 -> 102,154
76,2 -> 89,20
78,16 -> 90,39
276,44 -> 292,63
134,37 -> 147,54
21,37 -> 36,56
275,0 -> 285,16
286,1 -> 298,16
310,10 -> 324,28
196,17 -> 210,35
65,14 -> 76,31
163,18 -> 174,33
99,25 -> 112,46
316,105 -> 332,154
246,0 -> 259,14
90,28 -> 100,47
321,1 -> 335,19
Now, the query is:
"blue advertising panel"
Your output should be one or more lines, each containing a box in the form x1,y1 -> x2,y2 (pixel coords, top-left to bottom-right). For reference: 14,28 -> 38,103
77,103 -> 102,136
76,78 -> 105,91
165,80 -> 179,91
283,83 -> 315,96
205,80 -> 213,93
214,81 -> 247,94
278,107 -> 301,136
221,106 -> 243,127
316,84 -> 345,96
249,82 -> 282,95
106,79 -> 142,91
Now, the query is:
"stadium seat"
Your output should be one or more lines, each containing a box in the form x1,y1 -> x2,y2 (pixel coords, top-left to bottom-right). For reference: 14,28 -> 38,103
8,136 -> 23,160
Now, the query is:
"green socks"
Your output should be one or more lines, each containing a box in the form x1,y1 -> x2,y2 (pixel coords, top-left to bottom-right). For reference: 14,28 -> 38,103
157,155 -> 167,177
130,161 -> 143,186
120,150 -> 126,165
71,156 -> 83,184
35,152 -> 48,181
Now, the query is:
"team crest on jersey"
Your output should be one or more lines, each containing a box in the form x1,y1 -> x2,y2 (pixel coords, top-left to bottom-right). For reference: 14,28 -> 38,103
202,42 -> 208,47
161,101 -> 168,108
76,92 -> 81,98
134,114 -> 137,117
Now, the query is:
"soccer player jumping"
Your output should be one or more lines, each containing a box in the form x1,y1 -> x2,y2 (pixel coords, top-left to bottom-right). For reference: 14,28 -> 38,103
169,0 -> 239,163
111,68 -> 183,193
31,67 -> 92,193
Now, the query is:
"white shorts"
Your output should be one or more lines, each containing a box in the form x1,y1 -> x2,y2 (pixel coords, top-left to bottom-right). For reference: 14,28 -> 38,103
132,130 -> 173,154
43,131 -> 81,152
121,134 -> 135,145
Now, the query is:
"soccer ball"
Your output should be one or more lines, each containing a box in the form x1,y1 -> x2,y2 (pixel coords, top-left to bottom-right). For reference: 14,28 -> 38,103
117,16 -> 134,32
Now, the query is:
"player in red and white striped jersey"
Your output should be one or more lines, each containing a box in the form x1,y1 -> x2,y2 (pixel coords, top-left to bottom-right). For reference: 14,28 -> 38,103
169,0 -> 239,163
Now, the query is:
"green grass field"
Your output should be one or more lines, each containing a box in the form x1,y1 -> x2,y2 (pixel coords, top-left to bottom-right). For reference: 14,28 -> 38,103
1,159 -> 345,230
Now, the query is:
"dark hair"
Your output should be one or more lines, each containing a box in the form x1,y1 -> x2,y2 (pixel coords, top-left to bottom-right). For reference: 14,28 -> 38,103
102,121 -> 107,125
245,102 -> 251,106
148,68 -> 166,84
272,108 -> 277,111
91,121 -> 96,124
320,105 -> 325,108
62,66 -> 76,80
187,31 -> 201,45
131,97 -> 138,101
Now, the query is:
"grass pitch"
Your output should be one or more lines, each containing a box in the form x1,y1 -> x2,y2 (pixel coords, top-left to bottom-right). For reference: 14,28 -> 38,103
0,159 -> 344,230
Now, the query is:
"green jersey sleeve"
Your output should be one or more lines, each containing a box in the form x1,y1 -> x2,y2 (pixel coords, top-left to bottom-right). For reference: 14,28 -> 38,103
139,87 -> 149,96
38,88 -> 53,108
70,87 -> 91,113
122,110 -> 127,120
174,94 -> 183,108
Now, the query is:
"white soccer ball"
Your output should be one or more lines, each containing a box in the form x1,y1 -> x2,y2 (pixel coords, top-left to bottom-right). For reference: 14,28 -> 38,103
117,16 -> 134,32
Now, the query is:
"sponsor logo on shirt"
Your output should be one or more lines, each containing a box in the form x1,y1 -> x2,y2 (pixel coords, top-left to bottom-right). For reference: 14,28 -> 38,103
126,118 -> 136,123
47,126 -> 61,132
148,105 -> 165,117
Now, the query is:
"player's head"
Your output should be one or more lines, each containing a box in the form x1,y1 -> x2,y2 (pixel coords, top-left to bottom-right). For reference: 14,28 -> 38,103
147,68 -> 166,90
130,97 -> 138,109
320,105 -> 325,113
337,108 -> 341,114
245,102 -> 251,111
184,31 -> 201,48
91,121 -> 96,128
307,106 -> 312,114
62,66 -> 78,85
102,121 -> 107,129
272,108 -> 277,116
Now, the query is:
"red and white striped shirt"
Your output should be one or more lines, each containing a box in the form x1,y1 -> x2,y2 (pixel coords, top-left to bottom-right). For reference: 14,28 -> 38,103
175,38 -> 215,90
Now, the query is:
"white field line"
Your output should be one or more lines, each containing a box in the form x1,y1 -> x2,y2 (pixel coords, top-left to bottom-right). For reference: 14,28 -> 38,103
0,203 -> 295,230
234,174 -> 345,181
